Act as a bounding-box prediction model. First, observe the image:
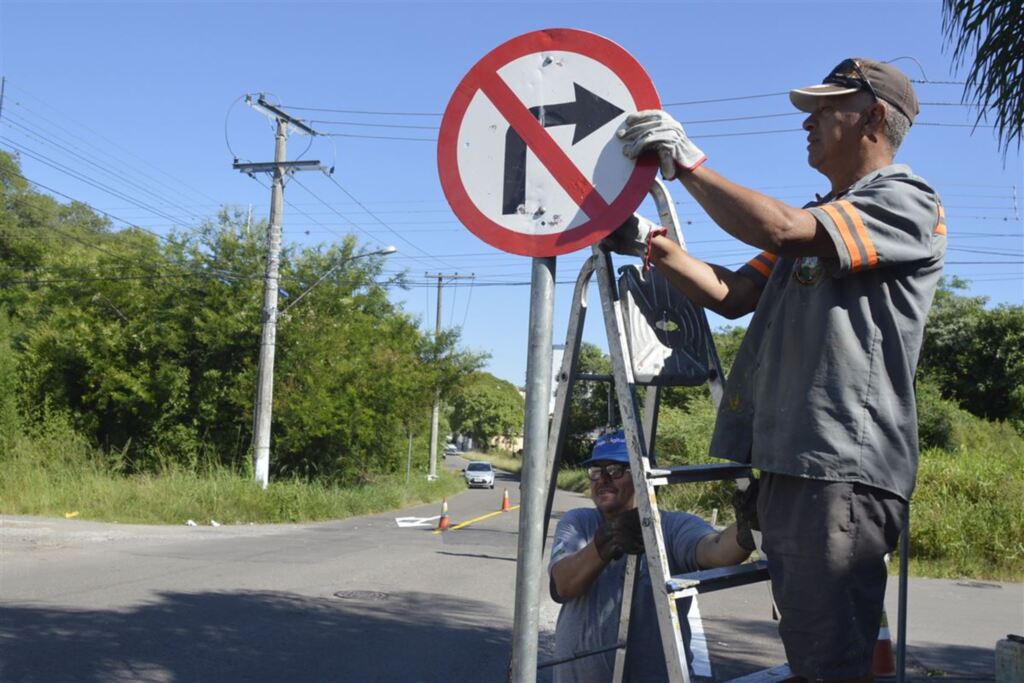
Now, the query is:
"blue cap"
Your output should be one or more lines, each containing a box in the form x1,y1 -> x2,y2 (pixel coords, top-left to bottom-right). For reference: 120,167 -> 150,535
582,429 -> 630,466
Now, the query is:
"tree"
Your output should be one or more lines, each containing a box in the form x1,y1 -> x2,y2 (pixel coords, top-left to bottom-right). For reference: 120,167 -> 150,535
919,278 -> 1024,430
563,343 -> 613,465
942,0 -> 1024,154
449,372 -> 524,450
0,151 -> 485,481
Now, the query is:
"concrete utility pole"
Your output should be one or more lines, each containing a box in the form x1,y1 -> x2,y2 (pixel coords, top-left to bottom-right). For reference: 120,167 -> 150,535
234,95 -> 323,489
425,272 -> 475,480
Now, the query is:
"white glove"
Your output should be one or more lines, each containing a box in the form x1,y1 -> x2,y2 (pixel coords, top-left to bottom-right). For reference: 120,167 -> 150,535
601,214 -> 667,270
617,110 -> 706,180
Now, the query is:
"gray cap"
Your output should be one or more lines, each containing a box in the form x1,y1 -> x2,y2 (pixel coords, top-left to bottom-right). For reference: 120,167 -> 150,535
790,58 -> 919,124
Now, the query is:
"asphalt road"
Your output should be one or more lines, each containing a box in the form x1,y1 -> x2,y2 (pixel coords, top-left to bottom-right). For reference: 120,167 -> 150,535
1,454 -> 1020,682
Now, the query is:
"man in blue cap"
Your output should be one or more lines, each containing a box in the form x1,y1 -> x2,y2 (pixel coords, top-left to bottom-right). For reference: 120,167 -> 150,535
548,429 -> 753,682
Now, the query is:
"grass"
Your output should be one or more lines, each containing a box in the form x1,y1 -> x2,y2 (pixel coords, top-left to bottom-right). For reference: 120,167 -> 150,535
4,398 -> 1020,580
468,399 -> 1024,582
0,427 -> 464,525
897,408 -> 1024,581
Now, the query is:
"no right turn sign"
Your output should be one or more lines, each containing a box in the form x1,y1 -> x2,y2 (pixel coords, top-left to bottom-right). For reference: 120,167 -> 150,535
438,29 -> 660,257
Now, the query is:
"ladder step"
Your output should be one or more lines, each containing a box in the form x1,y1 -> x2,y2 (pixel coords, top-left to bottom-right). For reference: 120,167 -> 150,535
666,560 -> 770,596
726,663 -> 794,683
536,641 -> 625,670
647,463 -> 753,485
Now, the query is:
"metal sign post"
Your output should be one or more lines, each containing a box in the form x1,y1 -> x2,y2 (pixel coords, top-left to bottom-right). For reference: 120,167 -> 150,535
510,256 -> 556,682
436,28 -> 660,682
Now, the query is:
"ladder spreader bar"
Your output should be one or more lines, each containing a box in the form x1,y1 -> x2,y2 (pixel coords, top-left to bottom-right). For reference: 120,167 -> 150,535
666,560 -> 770,595
647,463 -> 753,484
537,641 -> 626,670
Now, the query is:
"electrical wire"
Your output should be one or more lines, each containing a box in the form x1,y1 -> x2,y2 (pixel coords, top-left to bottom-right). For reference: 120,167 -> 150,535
12,172 -> 253,283
1,137 -> 197,232
3,112 -> 207,223
6,82 -> 223,206
322,173 -> 461,271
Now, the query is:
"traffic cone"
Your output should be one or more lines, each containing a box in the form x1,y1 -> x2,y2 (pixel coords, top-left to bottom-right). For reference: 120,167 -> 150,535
437,497 -> 450,531
872,608 -> 896,679
500,488 -> 511,512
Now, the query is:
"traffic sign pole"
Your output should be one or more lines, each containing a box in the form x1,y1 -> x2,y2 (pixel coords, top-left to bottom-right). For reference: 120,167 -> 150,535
511,256 -> 556,682
436,29 -> 661,680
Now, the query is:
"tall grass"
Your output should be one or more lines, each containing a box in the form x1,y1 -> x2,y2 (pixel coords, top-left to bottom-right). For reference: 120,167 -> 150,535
902,408 -> 1023,580
0,414 -> 463,525
473,396 -> 1023,581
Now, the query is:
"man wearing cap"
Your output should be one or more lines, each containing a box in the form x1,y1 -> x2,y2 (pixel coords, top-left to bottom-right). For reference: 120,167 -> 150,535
548,429 -> 752,682
605,58 -> 946,681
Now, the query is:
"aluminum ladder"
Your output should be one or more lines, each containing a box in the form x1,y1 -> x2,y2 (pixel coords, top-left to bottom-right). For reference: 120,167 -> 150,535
537,178 -> 791,683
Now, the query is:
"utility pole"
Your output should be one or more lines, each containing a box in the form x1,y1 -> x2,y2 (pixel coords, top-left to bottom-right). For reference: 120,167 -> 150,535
425,272 -> 475,480
234,95 -> 325,489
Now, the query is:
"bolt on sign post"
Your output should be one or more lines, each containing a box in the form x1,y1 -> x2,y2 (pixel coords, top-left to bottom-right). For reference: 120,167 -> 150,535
437,28 -> 659,682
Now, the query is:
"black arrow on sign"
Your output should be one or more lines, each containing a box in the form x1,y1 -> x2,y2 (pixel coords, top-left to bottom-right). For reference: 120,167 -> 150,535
502,83 -> 624,215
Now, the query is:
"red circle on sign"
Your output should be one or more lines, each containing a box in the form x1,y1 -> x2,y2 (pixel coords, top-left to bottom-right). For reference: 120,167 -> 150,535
437,28 -> 660,257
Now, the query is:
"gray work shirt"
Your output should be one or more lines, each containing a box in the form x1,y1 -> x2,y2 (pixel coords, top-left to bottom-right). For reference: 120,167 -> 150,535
548,507 -> 715,682
710,164 -> 946,501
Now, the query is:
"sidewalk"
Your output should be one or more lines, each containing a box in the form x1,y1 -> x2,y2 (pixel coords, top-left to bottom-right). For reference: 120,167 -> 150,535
692,577 -> 1023,681
891,577 -> 1023,680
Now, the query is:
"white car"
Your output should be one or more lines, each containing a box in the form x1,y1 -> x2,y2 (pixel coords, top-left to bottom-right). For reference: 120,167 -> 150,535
463,461 -> 495,489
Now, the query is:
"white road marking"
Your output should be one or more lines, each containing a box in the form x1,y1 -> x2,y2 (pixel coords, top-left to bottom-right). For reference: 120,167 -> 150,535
394,516 -> 441,528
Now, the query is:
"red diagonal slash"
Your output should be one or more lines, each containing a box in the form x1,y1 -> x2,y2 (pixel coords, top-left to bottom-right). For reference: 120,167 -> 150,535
473,70 -> 611,219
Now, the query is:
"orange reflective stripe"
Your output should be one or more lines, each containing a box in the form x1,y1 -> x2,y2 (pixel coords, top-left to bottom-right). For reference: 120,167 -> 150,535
935,204 -> 947,235
821,203 -> 862,271
746,256 -> 772,278
761,252 -> 778,264
837,200 -> 878,269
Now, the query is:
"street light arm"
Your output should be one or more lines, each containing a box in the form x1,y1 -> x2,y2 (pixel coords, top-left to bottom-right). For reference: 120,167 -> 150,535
278,245 -> 396,317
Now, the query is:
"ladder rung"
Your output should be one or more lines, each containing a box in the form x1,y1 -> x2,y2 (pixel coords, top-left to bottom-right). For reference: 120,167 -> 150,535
574,372 -> 613,383
726,663 -> 794,683
536,641 -> 625,669
666,560 -> 769,595
647,463 -> 753,485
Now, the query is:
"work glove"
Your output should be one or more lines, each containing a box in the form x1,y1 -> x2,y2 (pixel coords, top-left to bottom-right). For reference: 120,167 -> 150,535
731,477 -> 760,553
617,110 -> 706,180
593,508 -> 646,562
601,214 -> 667,271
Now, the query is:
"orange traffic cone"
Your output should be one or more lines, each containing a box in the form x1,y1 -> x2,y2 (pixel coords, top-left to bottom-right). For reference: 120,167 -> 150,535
437,497 -> 450,531
872,608 -> 896,679
500,488 -> 511,512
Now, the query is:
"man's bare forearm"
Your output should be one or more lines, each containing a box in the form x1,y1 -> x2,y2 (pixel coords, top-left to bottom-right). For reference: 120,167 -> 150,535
695,525 -> 751,568
680,166 -> 834,258
550,542 -> 609,602
648,236 -> 761,319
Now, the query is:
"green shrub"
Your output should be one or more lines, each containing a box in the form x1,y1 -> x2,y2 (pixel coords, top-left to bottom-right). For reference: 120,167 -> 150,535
0,311 -> 21,446
917,378 -> 955,450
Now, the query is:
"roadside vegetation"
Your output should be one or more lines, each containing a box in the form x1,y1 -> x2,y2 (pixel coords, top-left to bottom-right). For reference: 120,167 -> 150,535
470,295 -> 1024,581
1,150 -> 1020,580
472,393 -> 1023,582
0,151 -> 476,523
1,412 -> 464,524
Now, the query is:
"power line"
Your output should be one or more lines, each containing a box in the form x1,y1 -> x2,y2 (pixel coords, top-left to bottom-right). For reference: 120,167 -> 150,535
6,82 -> 223,206
3,112 -> 208,223
322,173 -> 460,270
1,137 -> 198,232
12,172 -> 252,282
278,105 -> 442,117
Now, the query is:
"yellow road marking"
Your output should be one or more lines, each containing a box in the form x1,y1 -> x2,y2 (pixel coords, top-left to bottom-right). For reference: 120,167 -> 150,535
433,505 -> 520,534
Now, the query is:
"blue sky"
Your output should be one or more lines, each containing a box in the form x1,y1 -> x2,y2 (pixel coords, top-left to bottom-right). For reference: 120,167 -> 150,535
2,1 -> 1021,386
